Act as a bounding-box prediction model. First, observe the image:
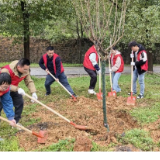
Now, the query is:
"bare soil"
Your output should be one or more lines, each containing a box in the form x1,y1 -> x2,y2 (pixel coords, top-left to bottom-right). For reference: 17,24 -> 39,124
16,96 -> 139,151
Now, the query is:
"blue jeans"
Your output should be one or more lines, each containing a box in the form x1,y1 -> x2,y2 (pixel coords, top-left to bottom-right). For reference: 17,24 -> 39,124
133,69 -> 145,95
112,72 -> 121,92
45,72 -> 74,95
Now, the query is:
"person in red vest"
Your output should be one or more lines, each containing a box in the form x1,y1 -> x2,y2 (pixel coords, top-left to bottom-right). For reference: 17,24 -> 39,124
0,58 -> 37,127
110,46 -> 124,93
0,72 -> 16,140
39,46 -> 76,97
83,45 -> 101,95
128,41 -> 148,99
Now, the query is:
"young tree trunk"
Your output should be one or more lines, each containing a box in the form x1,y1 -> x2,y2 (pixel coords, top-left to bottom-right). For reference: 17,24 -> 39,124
147,51 -> 153,72
21,1 -> 30,60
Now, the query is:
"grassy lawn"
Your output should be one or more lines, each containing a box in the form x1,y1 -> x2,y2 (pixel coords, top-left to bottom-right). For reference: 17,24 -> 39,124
0,62 -> 83,68
0,72 -> 160,151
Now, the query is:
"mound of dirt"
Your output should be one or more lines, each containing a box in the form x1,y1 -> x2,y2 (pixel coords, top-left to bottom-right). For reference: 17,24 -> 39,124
16,96 -> 139,151
74,136 -> 92,151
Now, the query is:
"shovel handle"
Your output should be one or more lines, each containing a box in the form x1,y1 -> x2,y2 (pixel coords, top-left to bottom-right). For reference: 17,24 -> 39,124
131,51 -> 134,93
25,93 -> 71,124
46,70 -> 72,96
98,54 -> 101,90
0,116 -> 32,134
108,56 -> 112,89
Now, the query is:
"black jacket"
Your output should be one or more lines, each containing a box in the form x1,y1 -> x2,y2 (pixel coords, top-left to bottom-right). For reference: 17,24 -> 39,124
133,44 -> 147,75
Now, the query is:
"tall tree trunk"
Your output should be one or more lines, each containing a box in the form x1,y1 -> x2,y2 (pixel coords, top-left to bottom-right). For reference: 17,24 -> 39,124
21,1 -> 30,60
147,50 -> 153,72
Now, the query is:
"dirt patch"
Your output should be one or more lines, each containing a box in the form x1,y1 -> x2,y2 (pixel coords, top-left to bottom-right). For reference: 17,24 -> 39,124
16,96 -> 139,151
74,136 -> 92,151
144,118 -> 160,143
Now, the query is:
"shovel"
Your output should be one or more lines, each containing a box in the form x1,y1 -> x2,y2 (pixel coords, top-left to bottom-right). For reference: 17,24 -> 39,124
0,116 -> 48,143
127,51 -> 136,105
96,55 -> 102,100
25,93 -> 88,130
46,70 -> 77,101
108,55 -> 116,97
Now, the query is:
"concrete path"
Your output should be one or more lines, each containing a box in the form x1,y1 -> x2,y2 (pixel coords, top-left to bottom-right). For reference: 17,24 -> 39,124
30,66 -> 160,78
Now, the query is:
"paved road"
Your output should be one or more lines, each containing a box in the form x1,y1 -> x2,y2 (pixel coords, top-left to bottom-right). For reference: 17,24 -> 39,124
30,66 -> 160,78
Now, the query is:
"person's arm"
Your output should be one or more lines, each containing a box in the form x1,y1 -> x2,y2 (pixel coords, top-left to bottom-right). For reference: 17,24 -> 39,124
1,68 -> 18,92
135,52 -> 147,67
39,56 -> 46,70
112,57 -> 121,72
24,74 -> 36,93
89,53 -> 100,71
1,90 -> 15,120
55,57 -> 61,78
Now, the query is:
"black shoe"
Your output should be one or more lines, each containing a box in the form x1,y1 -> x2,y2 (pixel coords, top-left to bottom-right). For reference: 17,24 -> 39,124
137,94 -> 144,99
128,92 -> 137,96
45,93 -> 50,96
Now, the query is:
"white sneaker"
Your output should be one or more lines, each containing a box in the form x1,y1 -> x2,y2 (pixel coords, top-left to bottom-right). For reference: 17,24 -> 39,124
88,89 -> 96,95
0,136 -> 4,142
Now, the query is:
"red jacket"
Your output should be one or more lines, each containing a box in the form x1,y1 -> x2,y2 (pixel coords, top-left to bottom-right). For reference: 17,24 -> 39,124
83,45 -> 99,70
111,53 -> 124,73
0,87 -> 10,96
2,65 -> 26,86
137,50 -> 148,71
43,53 -> 64,74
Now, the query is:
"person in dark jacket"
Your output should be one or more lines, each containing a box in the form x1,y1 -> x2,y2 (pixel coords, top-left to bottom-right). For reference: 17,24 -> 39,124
39,46 -> 76,98
0,72 -> 16,140
128,41 -> 148,99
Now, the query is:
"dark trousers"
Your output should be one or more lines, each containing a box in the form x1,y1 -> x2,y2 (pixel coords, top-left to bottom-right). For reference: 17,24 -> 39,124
0,92 -> 24,123
84,67 -> 97,89
45,72 -> 74,95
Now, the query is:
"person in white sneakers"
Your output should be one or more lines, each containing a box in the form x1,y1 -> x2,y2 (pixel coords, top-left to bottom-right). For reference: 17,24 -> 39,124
110,46 -> 124,93
0,58 -> 38,128
83,45 -> 101,95
128,41 -> 148,99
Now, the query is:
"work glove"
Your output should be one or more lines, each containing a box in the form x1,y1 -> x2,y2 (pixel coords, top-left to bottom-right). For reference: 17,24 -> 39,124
130,54 -> 134,58
31,92 -> 38,103
97,69 -> 101,74
131,62 -> 135,66
109,68 -> 112,72
9,119 -> 16,127
18,88 -> 25,96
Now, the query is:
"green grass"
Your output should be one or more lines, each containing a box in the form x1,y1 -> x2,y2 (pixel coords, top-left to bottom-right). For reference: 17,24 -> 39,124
0,72 -> 160,151
118,129 -> 154,151
0,62 -> 83,68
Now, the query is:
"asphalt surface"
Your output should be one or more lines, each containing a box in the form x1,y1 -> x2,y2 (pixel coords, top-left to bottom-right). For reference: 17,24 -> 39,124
30,66 -> 160,78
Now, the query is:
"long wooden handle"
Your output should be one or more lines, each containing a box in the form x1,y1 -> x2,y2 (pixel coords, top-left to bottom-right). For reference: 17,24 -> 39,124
131,52 -> 134,92
108,56 -> 112,89
46,71 -> 72,96
98,55 -> 101,90
0,116 -> 32,134
25,93 -> 71,123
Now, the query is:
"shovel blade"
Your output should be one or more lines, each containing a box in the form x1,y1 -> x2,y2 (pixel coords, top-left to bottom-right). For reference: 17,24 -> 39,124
96,92 -> 102,100
127,96 -> 136,106
37,130 -> 48,144
108,91 -> 116,97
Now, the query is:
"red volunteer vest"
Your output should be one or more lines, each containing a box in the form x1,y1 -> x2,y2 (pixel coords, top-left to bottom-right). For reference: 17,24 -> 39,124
137,50 -> 148,71
42,53 -> 64,74
0,87 -> 10,96
83,45 -> 99,70
111,54 -> 124,73
2,65 -> 26,86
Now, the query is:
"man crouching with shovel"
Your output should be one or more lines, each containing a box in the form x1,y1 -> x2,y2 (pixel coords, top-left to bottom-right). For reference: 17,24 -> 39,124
0,58 -> 38,128
39,46 -> 77,98
0,73 -> 16,140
